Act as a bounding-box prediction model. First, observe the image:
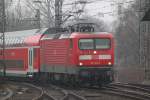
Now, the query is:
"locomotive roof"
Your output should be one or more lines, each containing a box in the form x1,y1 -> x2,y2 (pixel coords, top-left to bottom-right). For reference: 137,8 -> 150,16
41,32 -> 113,40
1,28 -> 48,47
70,32 -> 113,38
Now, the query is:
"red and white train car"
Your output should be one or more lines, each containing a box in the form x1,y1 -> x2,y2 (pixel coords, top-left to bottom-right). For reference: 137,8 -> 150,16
0,28 -> 114,85
0,28 -> 47,77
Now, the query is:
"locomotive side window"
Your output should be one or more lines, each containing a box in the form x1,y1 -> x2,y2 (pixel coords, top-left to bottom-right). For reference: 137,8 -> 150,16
79,39 -> 94,49
95,39 -> 110,49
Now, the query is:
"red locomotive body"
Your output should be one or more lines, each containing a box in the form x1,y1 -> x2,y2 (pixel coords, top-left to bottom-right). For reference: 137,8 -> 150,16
0,28 -> 114,85
40,32 -> 114,85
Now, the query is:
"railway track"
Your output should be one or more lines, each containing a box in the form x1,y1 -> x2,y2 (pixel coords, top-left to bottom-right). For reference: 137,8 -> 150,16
4,80 -> 150,100
128,83 -> 150,89
45,83 -> 148,100
25,81 -> 86,100
35,92 -> 56,100
6,82 -> 43,100
100,82 -> 150,100
110,82 -> 150,93
42,84 -> 87,100
68,82 -> 150,100
6,82 -> 56,100
68,89 -> 102,100
63,93 -> 86,100
0,86 -> 13,100
51,83 -> 106,100
1,81 -> 88,100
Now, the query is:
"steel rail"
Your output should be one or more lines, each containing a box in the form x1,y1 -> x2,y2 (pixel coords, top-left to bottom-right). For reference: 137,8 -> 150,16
101,86 -> 150,100
50,84 -> 87,100
109,82 -> 150,93
21,83 -> 44,100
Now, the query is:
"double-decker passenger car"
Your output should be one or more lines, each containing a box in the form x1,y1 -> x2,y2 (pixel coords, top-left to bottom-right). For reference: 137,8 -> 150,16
0,28 -> 114,86
0,28 -> 47,77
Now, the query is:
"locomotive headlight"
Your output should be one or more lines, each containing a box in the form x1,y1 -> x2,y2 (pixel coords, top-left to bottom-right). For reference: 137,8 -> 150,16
108,62 -> 112,65
99,55 -> 111,59
93,51 -> 97,54
79,62 -> 83,66
79,55 -> 92,60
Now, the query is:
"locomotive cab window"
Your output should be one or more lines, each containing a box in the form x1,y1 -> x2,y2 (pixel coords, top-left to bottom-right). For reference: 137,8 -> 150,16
79,38 -> 111,50
95,39 -> 110,49
79,39 -> 94,49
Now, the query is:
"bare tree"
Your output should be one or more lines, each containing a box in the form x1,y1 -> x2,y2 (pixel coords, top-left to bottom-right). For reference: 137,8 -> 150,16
5,0 -> 41,31
0,0 -> 13,32
115,1 -> 140,67
25,0 -> 87,28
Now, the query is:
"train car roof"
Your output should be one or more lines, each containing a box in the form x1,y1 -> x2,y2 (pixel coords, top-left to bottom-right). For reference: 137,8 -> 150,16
0,28 -> 48,47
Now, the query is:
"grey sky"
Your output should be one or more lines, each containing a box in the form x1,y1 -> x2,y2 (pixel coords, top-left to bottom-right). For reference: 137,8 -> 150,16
12,0 -> 135,23
84,0 -> 135,22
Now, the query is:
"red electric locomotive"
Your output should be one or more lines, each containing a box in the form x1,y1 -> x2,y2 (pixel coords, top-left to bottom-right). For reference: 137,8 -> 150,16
0,28 -> 114,86
40,32 -> 114,85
